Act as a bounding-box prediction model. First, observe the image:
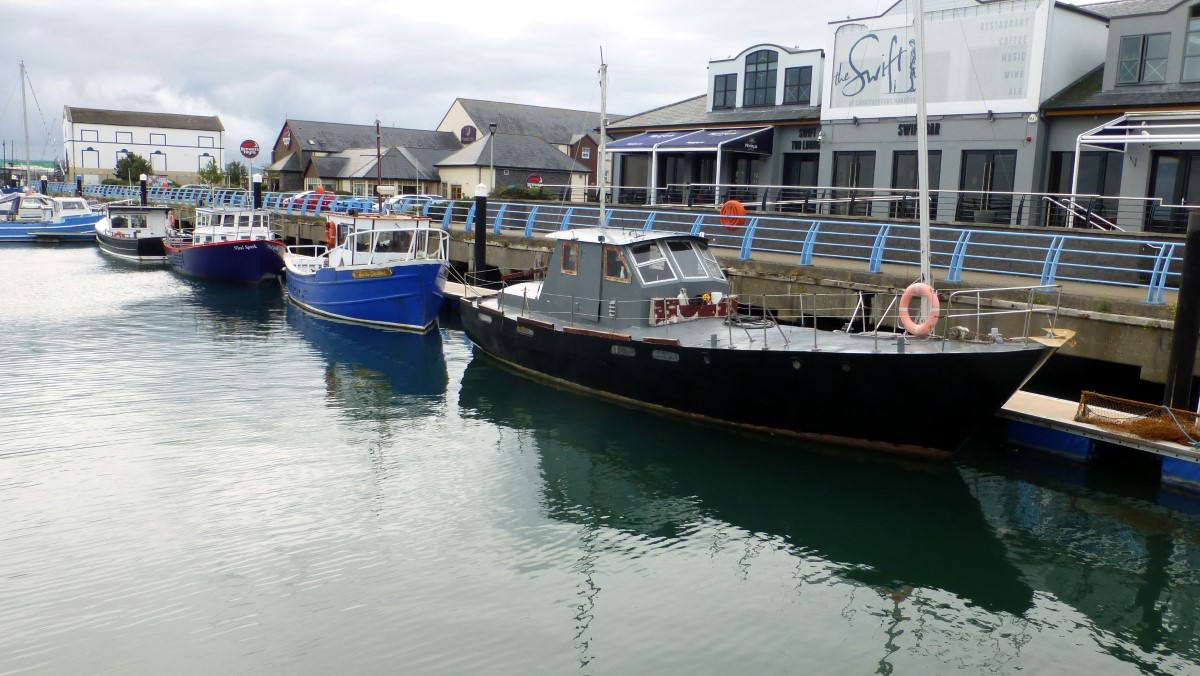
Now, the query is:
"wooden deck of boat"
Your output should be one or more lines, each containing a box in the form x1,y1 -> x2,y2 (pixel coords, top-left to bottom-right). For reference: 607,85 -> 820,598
445,281 -> 497,302
1000,390 -> 1200,462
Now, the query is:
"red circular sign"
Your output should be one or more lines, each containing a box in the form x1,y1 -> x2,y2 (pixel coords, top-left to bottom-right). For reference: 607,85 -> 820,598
526,173 -> 542,185
239,140 -> 260,159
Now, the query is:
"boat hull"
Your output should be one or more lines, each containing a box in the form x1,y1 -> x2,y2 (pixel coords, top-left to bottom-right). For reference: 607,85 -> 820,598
286,261 -> 447,332
96,231 -> 168,264
0,214 -> 104,242
164,239 -> 285,284
459,300 -> 1056,456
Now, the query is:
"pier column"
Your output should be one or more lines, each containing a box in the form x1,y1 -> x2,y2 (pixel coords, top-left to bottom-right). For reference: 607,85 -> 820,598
1164,212 -> 1200,410
472,183 -> 488,286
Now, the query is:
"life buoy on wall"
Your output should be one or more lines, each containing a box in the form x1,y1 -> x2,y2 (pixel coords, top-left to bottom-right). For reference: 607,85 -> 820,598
898,282 -> 940,336
719,200 -> 746,231
324,220 -> 337,248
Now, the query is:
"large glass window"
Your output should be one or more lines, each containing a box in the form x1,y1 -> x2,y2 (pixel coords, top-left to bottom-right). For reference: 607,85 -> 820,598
561,241 -> 579,275
743,50 -> 778,107
783,66 -> 812,105
713,73 -> 737,109
629,241 -> 676,283
1185,8 -> 1200,82
1118,34 -> 1170,84
603,245 -> 630,283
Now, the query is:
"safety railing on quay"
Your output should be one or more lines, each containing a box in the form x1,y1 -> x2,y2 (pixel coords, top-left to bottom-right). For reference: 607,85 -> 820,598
50,182 -> 1187,304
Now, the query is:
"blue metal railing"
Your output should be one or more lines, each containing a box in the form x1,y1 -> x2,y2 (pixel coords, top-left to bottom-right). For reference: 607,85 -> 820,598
53,183 -> 1184,304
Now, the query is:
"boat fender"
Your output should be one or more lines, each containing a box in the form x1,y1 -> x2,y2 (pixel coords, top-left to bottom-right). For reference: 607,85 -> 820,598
899,282 -> 940,336
719,200 -> 746,231
324,220 -> 337,248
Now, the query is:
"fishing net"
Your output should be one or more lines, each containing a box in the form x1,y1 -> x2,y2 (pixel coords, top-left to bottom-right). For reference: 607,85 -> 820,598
1074,391 -> 1200,446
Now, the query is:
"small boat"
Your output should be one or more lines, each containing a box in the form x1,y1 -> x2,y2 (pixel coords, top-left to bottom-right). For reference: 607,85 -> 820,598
284,213 -> 449,332
0,191 -> 104,243
163,205 -> 285,283
94,203 -> 177,264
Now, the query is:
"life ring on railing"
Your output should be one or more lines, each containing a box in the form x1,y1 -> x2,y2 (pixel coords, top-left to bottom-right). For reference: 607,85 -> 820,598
167,211 -> 176,229
324,219 -> 337,248
899,282 -> 941,336
719,200 -> 746,231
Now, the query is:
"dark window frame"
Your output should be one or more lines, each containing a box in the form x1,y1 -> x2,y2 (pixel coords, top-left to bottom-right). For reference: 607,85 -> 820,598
1184,7 -> 1200,82
713,73 -> 737,109
1117,33 -> 1170,85
743,50 -> 778,108
783,66 -> 812,105
561,241 -> 579,276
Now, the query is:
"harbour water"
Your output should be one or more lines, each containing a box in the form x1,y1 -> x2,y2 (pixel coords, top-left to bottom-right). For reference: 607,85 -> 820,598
2,244 -> 1200,675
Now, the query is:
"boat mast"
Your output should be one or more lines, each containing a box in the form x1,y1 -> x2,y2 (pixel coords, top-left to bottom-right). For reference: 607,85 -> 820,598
913,0 -> 931,285
20,61 -> 32,189
375,118 -> 382,214
597,51 -> 608,230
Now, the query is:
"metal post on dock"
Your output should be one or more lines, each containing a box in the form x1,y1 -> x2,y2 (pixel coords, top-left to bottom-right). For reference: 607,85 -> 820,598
138,173 -> 147,206
1165,212 -> 1200,410
472,183 -> 488,286
75,175 -> 82,197
252,173 -> 263,209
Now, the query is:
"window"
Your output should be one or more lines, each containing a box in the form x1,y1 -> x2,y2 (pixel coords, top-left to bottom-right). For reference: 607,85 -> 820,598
150,151 -> 166,172
667,239 -> 722,279
116,150 -> 129,166
783,66 -> 812,105
1118,33 -> 1169,84
629,241 -> 676,283
150,133 -> 166,145
81,129 -> 98,142
603,245 -> 630,282
581,147 -> 591,160
561,241 -> 579,275
81,148 -> 99,168
743,50 -> 778,107
116,131 -> 132,143
714,73 -> 737,109
1185,8 -> 1200,81
198,135 -> 215,148
197,153 -> 214,171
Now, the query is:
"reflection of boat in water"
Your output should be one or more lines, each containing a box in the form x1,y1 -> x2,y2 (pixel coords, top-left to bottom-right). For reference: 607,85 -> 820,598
180,276 -> 286,338
457,356 -> 1032,615
959,460 -> 1200,670
287,307 -> 449,417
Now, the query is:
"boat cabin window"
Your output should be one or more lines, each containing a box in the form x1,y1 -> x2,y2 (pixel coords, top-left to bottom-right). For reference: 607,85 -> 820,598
561,241 -> 579,275
667,240 -> 722,279
603,245 -> 631,283
112,215 -> 129,229
128,214 -> 147,229
377,231 -> 413,254
629,241 -> 676,283
354,233 -> 372,253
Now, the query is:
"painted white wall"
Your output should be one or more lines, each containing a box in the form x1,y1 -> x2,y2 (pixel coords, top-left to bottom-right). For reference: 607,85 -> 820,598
707,44 -> 824,112
1041,4 -> 1109,104
62,119 -> 224,180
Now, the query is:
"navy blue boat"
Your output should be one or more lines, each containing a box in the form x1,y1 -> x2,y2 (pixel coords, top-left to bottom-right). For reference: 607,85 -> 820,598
284,213 -> 448,332
164,206 -> 285,284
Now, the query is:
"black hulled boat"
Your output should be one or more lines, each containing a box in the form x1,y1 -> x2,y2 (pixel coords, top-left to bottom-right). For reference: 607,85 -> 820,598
95,203 -> 177,264
458,227 -> 1073,457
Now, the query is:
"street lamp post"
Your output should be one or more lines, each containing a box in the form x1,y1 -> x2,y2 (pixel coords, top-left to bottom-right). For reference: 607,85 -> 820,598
488,122 -> 497,194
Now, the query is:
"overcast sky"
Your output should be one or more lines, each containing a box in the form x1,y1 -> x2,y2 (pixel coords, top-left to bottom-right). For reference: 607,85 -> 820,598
1,0 -> 1101,165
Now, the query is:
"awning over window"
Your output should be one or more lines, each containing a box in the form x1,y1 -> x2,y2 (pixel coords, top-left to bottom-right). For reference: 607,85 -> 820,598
607,127 -> 774,155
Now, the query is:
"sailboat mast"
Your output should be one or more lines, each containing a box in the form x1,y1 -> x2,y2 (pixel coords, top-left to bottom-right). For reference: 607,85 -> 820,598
913,0 -> 932,285
20,61 -> 32,188
597,54 -> 608,229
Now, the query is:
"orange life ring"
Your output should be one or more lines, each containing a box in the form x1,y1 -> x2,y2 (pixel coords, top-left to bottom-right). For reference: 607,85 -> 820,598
324,220 -> 337,248
899,282 -> 940,336
719,200 -> 746,230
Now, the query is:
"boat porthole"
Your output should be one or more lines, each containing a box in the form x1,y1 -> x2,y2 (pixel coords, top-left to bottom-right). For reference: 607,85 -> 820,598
702,353 -> 711,365
791,358 -> 801,370
841,361 -> 851,372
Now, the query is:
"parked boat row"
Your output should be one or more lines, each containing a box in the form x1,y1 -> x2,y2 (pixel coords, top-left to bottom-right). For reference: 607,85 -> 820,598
0,191 -> 104,242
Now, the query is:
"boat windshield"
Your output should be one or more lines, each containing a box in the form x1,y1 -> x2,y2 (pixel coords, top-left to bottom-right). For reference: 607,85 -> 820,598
629,241 -> 676,283
667,239 -> 723,279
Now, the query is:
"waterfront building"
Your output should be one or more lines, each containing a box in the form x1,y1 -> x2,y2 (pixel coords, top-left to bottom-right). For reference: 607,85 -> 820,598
61,107 -> 225,185
436,99 -> 627,197
1042,0 -> 1200,233
264,120 -> 460,195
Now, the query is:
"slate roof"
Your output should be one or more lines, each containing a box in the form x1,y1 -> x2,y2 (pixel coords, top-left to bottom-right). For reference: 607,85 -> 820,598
1042,65 -> 1200,111
1073,0 -> 1189,18
64,106 -> 224,132
436,133 -> 588,173
284,120 -> 461,154
451,99 -> 628,145
607,95 -> 820,131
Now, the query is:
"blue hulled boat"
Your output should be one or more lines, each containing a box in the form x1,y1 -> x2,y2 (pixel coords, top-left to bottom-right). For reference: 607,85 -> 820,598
284,213 -> 448,332
0,192 -> 104,242
164,205 -> 285,284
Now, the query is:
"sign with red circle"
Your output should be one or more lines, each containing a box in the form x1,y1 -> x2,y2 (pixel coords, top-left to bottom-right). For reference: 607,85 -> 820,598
526,173 -> 542,187
239,140 -> 261,159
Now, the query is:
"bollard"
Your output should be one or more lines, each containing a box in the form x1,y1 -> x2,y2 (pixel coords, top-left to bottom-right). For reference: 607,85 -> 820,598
472,183 -> 488,286
75,175 -> 82,197
138,173 -> 147,206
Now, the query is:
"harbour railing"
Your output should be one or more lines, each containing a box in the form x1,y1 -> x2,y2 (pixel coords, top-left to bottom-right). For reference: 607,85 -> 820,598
51,182 -> 1187,303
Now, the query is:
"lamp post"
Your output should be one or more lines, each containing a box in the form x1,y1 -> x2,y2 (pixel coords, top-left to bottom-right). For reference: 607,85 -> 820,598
488,122 -> 497,194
